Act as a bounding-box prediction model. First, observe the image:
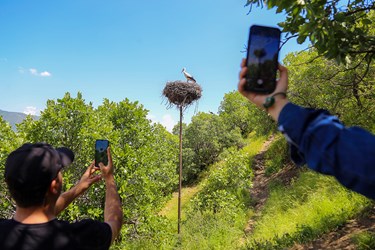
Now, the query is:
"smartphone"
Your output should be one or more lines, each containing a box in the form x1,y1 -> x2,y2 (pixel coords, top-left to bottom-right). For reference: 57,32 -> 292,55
245,25 -> 281,94
95,139 -> 109,167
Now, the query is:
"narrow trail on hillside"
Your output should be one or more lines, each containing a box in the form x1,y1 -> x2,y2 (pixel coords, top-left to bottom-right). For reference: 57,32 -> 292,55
244,134 -> 299,234
242,134 -> 375,250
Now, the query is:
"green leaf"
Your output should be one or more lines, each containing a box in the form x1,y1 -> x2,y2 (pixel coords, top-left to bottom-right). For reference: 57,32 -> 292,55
297,35 -> 307,44
361,18 -> 372,25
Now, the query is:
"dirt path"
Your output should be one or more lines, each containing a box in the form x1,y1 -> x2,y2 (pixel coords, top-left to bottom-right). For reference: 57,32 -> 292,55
243,134 -> 375,249
290,205 -> 375,250
244,134 -> 300,234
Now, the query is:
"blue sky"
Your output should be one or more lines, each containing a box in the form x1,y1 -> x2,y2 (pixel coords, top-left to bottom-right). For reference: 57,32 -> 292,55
0,0 -> 307,131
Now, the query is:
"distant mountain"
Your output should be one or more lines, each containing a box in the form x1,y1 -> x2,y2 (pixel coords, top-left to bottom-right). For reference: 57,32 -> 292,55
0,109 -> 39,131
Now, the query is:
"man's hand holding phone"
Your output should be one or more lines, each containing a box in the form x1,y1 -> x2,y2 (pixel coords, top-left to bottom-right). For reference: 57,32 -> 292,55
244,25 -> 281,94
238,58 -> 289,121
239,24 -> 289,121
98,146 -> 114,179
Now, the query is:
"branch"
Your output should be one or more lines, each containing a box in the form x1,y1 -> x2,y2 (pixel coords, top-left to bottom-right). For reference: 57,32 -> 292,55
280,34 -> 299,50
344,4 -> 375,16
321,53 -> 369,82
355,53 -> 372,84
291,51 -> 323,67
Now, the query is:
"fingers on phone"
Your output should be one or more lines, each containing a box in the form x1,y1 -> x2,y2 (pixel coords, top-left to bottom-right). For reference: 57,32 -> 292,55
107,147 -> 113,163
241,58 -> 246,67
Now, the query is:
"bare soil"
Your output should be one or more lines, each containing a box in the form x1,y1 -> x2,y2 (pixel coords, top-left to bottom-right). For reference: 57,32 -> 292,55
244,135 -> 375,249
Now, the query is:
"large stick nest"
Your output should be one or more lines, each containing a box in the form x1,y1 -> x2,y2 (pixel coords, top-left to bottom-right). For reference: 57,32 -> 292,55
163,81 -> 202,108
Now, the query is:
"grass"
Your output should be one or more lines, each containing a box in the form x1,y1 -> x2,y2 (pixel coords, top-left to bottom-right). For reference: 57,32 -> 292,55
119,133 -> 267,250
352,231 -> 375,250
263,134 -> 288,176
242,133 -> 267,156
243,170 -> 371,249
114,133 -> 373,250
178,210 -> 249,250
158,185 -> 201,222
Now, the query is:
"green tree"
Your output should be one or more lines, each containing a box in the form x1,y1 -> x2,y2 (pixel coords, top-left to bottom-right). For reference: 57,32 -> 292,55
245,0 -> 375,64
284,49 -> 375,130
0,116 -> 21,218
17,92 -> 100,220
218,91 -> 275,136
182,112 -> 244,183
101,98 -> 179,236
16,93 -> 179,237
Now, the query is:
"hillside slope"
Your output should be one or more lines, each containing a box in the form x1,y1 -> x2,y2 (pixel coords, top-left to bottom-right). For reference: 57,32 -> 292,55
245,135 -> 375,249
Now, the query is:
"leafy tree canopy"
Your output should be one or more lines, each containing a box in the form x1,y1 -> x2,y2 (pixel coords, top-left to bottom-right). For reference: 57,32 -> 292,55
245,0 -> 375,64
284,48 -> 375,130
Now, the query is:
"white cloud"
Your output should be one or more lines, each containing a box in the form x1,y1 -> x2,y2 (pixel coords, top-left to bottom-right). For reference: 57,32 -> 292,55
147,113 -> 177,132
161,114 -> 176,132
26,68 -> 52,77
40,71 -> 51,77
23,106 -> 38,116
29,68 -> 38,75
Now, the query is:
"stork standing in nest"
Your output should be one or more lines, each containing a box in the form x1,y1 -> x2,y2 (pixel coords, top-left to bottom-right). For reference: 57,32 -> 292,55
182,68 -> 196,83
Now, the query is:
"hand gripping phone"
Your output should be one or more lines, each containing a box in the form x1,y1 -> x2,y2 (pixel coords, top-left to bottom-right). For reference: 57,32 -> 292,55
245,25 -> 281,94
95,139 -> 109,167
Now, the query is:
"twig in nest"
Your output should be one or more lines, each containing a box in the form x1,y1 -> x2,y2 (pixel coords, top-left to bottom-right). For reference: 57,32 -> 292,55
162,80 -> 202,109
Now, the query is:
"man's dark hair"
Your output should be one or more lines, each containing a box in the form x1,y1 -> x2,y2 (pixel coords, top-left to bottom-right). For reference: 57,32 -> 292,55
5,178 -> 50,207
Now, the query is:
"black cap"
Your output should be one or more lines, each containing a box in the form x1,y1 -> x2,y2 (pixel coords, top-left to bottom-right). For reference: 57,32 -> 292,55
5,143 -> 74,192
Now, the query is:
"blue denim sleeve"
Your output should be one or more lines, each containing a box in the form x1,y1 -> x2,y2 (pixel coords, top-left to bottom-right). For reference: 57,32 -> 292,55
278,102 -> 375,200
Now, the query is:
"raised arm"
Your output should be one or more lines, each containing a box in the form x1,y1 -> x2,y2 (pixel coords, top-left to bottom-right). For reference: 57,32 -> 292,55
99,147 -> 123,243
238,58 -> 375,200
55,163 -> 101,215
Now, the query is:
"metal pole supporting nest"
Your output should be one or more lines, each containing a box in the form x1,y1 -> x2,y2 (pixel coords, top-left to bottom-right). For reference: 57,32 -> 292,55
162,80 -> 202,234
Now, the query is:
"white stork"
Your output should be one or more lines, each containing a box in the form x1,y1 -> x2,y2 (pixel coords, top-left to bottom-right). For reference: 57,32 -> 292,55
182,68 -> 196,83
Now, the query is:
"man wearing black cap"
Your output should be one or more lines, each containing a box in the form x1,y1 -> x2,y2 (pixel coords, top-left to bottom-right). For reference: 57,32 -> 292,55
0,142 -> 123,250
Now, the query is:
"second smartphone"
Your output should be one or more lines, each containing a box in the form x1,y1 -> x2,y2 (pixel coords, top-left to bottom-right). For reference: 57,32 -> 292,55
245,25 -> 281,94
95,139 -> 109,167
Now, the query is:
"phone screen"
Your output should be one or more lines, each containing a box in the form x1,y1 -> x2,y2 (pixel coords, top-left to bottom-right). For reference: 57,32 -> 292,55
95,139 -> 109,167
245,25 -> 281,94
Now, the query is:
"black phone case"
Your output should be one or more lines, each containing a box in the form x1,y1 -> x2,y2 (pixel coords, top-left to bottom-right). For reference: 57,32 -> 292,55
245,25 -> 281,94
95,140 -> 109,167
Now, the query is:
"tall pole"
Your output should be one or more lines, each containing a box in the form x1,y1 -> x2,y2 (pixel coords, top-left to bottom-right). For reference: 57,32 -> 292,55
178,106 -> 183,234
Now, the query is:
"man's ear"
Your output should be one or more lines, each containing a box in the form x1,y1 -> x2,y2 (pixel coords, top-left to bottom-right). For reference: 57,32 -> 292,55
49,177 -> 62,195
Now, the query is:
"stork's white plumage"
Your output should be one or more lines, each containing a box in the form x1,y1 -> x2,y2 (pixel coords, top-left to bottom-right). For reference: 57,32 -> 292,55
182,68 -> 196,83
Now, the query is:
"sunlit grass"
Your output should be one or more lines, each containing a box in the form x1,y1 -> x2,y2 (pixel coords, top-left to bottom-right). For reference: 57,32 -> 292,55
178,210 -> 248,250
242,133 -> 267,156
158,185 -> 201,221
263,134 -> 288,176
114,133 -> 372,250
243,170 -> 371,249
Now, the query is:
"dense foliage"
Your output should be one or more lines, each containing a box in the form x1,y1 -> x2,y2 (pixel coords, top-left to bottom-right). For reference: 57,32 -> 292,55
284,49 -> 375,130
1,93 -> 179,238
0,116 -> 20,218
173,112 -> 245,184
218,91 -> 276,136
245,0 -> 375,64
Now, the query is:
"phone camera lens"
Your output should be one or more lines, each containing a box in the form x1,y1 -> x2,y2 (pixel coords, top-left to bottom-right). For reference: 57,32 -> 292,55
257,79 -> 263,85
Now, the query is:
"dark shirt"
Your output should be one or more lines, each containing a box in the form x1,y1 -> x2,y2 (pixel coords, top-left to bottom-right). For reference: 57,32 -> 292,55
0,218 -> 112,250
278,102 -> 375,200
